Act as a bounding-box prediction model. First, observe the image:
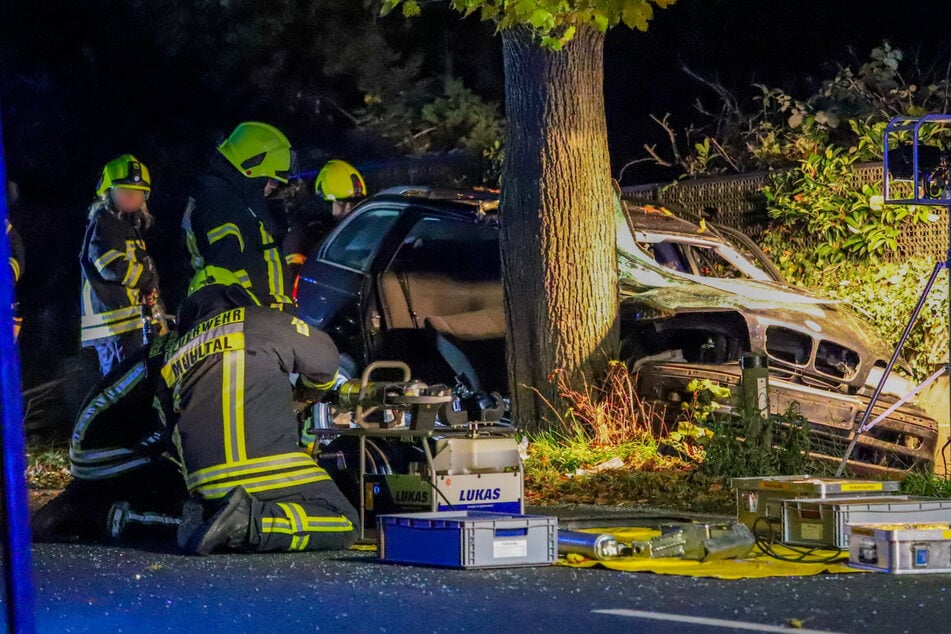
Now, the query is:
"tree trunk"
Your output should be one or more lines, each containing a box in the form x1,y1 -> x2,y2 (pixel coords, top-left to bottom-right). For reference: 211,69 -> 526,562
499,24 -> 619,432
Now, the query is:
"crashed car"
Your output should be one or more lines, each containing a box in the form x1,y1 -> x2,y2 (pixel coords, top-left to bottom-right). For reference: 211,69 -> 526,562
617,200 -> 937,475
295,187 -> 938,474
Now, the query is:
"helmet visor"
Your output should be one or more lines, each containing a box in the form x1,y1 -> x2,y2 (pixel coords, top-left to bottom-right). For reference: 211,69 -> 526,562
273,149 -> 299,183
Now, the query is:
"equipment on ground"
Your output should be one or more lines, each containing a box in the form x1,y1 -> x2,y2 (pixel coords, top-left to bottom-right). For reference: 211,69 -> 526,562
732,475 -> 902,537
377,511 -> 557,569
557,530 -> 628,560
308,361 -> 521,541
782,496 -> 951,549
557,522 -> 756,562
848,522 -> 951,574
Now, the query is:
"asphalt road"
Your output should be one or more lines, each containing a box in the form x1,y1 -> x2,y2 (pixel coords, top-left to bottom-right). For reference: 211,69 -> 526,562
5,538 -> 948,634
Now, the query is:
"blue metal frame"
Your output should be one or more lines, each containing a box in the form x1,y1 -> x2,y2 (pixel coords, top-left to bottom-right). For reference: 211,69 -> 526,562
883,114 -> 951,206
0,94 -> 36,633
838,114 -> 951,475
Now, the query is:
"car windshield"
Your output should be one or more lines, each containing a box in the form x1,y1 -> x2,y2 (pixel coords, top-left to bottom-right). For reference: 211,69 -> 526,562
635,233 -> 769,280
615,207 -> 774,284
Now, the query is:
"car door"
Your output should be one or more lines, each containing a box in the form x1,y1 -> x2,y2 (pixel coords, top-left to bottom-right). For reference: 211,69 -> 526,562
296,204 -> 403,365
373,210 -> 504,389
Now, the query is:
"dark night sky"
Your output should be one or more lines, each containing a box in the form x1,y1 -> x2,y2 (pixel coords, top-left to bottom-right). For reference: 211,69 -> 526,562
3,1 -> 949,189
1,0 -> 949,383
604,0 -> 951,182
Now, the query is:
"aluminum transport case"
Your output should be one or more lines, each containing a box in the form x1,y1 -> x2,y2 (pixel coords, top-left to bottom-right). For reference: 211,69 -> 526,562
848,523 -> 951,574
783,496 -> 951,548
732,476 -> 900,535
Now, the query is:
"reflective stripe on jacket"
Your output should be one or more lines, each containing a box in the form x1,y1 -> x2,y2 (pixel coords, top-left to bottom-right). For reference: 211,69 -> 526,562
160,305 -> 339,499
79,205 -> 158,346
183,159 -> 294,312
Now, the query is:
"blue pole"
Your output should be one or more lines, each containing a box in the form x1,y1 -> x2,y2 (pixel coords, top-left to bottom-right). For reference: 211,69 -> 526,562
0,93 -> 36,632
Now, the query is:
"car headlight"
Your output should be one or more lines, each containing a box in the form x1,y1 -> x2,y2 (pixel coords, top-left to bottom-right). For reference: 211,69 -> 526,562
864,366 -> 916,399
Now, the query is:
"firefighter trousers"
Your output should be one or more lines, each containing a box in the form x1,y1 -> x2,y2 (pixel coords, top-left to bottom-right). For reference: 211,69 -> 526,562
243,476 -> 359,552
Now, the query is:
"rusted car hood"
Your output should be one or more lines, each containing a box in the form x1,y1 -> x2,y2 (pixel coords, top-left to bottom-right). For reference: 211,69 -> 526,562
618,273 -> 893,363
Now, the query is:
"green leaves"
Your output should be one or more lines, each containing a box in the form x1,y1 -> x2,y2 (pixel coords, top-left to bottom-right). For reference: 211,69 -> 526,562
763,140 -> 928,269
382,1 -> 678,49
620,0 -> 654,31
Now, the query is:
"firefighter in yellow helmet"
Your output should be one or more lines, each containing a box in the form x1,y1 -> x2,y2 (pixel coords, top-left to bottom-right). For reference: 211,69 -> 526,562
183,122 -> 297,313
283,160 -> 367,281
80,154 -> 163,375
166,266 -> 358,554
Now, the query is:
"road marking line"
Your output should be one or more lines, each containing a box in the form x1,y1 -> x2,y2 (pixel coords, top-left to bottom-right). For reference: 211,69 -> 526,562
592,609 -> 844,634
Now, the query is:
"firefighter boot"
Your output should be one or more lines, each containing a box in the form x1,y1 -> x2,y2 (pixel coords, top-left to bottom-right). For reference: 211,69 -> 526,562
180,487 -> 253,555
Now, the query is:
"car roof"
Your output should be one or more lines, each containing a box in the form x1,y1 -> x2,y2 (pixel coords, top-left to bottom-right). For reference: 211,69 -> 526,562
368,186 -> 500,218
363,187 -> 718,237
622,199 -> 724,239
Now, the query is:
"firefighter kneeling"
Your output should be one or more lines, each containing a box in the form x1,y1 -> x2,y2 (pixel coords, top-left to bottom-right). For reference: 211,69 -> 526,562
166,266 -> 358,555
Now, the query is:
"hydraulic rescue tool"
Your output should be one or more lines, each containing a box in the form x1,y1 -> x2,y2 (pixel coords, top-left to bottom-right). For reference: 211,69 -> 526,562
306,361 -> 522,540
557,522 -> 756,562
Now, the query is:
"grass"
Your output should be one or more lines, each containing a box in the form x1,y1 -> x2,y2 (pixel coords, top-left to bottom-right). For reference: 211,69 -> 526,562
26,445 -> 71,490
522,361 -> 735,513
24,428 -> 71,492
901,471 -> 951,497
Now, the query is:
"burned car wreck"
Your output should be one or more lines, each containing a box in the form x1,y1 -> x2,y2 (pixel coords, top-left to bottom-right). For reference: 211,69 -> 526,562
295,188 -> 939,475
617,200 -> 938,475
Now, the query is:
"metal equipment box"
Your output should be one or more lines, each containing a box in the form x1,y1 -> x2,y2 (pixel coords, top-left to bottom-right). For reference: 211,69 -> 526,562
782,496 -> 951,548
848,523 -> 951,574
377,511 -> 558,569
731,476 -> 901,535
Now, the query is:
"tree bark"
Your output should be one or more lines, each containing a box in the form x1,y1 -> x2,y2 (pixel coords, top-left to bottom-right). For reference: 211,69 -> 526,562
499,24 -> 619,432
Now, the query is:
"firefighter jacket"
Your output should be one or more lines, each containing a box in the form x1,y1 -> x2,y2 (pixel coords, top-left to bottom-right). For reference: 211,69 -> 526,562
160,299 -> 339,501
6,219 -> 24,284
70,331 -> 178,480
183,155 -> 295,312
79,205 -> 159,346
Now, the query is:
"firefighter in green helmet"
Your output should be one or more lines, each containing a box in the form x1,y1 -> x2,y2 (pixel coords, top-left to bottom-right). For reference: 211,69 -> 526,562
80,154 -> 164,375
183,122 -> 297,313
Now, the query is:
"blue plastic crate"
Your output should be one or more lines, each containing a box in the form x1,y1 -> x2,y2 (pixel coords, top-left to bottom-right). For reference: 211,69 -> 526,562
377,511 -> 558,569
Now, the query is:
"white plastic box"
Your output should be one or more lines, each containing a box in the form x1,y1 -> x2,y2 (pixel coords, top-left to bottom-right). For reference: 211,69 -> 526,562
848,523 -> 951,574
377,511 -> 558,569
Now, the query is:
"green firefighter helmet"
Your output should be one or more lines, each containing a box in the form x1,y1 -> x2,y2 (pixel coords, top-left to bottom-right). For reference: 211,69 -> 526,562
187,265 -> 260,305
96,154 -> 151,198
218,121 -> 295,183
314,160 -> 366,201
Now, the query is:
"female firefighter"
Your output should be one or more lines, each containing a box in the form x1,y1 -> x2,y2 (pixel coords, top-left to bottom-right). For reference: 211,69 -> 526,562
79,154 -> 163,375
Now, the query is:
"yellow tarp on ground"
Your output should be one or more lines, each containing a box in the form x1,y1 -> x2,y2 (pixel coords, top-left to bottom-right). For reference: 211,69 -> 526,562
555,527 -> 864,579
